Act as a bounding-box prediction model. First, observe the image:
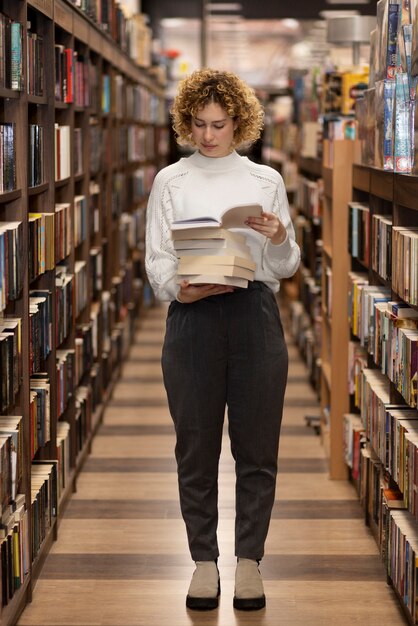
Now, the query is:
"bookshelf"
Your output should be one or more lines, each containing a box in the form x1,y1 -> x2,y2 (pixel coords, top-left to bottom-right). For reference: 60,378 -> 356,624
347,165 -> 418,624
291,155 -> 323,395
320,139 -> 356,480
0,1 -> 168,624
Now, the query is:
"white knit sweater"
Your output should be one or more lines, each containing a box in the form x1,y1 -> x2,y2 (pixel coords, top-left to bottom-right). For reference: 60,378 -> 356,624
145,150 -> 300,302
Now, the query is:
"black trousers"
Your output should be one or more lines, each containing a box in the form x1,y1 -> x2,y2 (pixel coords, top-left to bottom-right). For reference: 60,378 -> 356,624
161,282 -> 288,561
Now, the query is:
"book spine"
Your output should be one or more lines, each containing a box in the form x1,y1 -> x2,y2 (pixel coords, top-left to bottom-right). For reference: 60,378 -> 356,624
394,73 -> 412,172
383,80 -> 396,170
10,23 -> 22,91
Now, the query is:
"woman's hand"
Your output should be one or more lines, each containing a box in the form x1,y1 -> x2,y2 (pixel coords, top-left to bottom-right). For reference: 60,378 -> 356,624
177,280 -> 234,304
245,211 -> 287,245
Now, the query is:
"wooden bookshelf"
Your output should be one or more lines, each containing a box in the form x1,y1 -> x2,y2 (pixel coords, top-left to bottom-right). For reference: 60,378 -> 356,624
320,139 -> 356,480
349,167 -> 418,624
0,2 -> 168,624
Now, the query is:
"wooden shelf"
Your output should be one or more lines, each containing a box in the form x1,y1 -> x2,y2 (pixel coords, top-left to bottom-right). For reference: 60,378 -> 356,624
348,159 -> 418,620
323,166 -> 333,197
370,167 -> 393,201
28,182 -> 49,196
352,164 -> 370,192
0,87 -> 20,99
28,94 -> 47,106
0,189 -> 21,204
322,361 -> 332,389
0,1 -> 168,624
394,172 -> 418,211
320,140 -> 354,480
298,155 -> 322,178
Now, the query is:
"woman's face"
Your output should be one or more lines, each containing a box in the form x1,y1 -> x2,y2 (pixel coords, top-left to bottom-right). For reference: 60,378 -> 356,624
191,101 -> 237,158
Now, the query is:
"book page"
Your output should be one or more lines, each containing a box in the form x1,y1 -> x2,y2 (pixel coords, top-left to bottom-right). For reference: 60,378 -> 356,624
220,203 -> 262,228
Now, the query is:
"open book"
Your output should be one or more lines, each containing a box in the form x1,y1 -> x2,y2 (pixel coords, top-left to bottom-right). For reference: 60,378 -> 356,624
171,203 -> 262,231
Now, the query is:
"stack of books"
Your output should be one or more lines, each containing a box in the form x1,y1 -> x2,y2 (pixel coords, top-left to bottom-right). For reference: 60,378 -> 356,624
171,204 -> 261,289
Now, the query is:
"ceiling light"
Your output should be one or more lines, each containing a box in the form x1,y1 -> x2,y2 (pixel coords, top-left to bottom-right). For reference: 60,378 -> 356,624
281,19 -> 300,30
207,3 -> 242,11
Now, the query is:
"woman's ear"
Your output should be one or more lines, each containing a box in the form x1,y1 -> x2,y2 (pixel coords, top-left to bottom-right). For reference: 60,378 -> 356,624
233,118 -> 239,131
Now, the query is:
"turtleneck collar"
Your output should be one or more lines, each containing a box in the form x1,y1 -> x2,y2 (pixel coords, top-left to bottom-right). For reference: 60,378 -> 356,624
186,150 -> 243,171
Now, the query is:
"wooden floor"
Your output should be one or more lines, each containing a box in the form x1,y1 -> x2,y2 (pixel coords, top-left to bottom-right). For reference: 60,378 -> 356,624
18,302 -> 408,626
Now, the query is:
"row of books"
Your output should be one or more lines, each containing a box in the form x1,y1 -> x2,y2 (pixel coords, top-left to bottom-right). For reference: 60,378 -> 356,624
54,124 -> 71,181
388,510 -> 418,623
371,213 -> 392,281
29,290 -> 52,376
392,226 -> 418,305
131,166 -> 157,203
75,386 -> 93,458
0,418 -> 27,605
348,274 -> 417,407
371,301 -> 418,406
56,351 -> 75,419
31,462 -> 57,562
295,176 -> 323,224
0,221 -> 23,311
323,266 -> 332,320
28,213 -> 55,280
74,196 -> 88,248
56,421 -> 71,505
294,215 -> 322,284
358,0 -> 418,171
74,128 -> 83,177
0,318 -> 22,413
74,261 -> 88,319
27,27 -> 44,97
30,377 -> 51,453
0,15 -> 22,91
90,248 -> 103,302
75,325 -> 94,386
56,266 -> 74,347
348,205 -> 393,282
88,122 -> 159,175
1,494 -> 29,608
347,368 -> 418,515
127,125 -> 156,163
0,416 -> 23,511
0,123 -> 16,193
56,203 -> 72,263
289,299 -> 322,394
348,202 -> 370,268
370,0 -> 415,85
69,0 -> 130,51
29,124 -> 44,188
343,417 -> 418,625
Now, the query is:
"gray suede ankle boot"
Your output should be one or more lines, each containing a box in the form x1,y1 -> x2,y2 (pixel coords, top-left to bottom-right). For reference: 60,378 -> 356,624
233,558 -> 266,611
186,561 -> 220,610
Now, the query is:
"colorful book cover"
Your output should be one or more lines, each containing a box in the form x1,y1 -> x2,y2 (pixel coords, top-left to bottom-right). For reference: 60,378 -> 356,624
387,0 -> 401,79
384,80 -> 396,169
394,73 -> 412,171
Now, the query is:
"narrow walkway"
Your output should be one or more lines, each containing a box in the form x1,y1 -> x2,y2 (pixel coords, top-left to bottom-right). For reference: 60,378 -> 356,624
18,303 -> 406,625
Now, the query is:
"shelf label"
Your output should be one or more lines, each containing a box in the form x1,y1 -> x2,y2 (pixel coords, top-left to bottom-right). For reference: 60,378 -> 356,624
54,0 -> 73,33
73,12 -> 89,44
28,0 -> 53,19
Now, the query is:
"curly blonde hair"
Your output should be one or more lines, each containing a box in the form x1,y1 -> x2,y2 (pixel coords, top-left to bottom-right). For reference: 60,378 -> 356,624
171,68 -> 264,148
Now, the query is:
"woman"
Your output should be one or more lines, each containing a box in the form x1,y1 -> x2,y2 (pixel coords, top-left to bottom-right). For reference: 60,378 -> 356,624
145,69 -> 300,611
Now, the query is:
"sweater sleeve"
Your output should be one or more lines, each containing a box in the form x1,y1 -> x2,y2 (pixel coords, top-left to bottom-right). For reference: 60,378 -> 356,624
262,173 -> 300,279
145,170 -> 179,302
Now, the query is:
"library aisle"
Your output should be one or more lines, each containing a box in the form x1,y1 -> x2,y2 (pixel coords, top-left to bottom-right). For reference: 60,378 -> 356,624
17,302 -> 407,626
